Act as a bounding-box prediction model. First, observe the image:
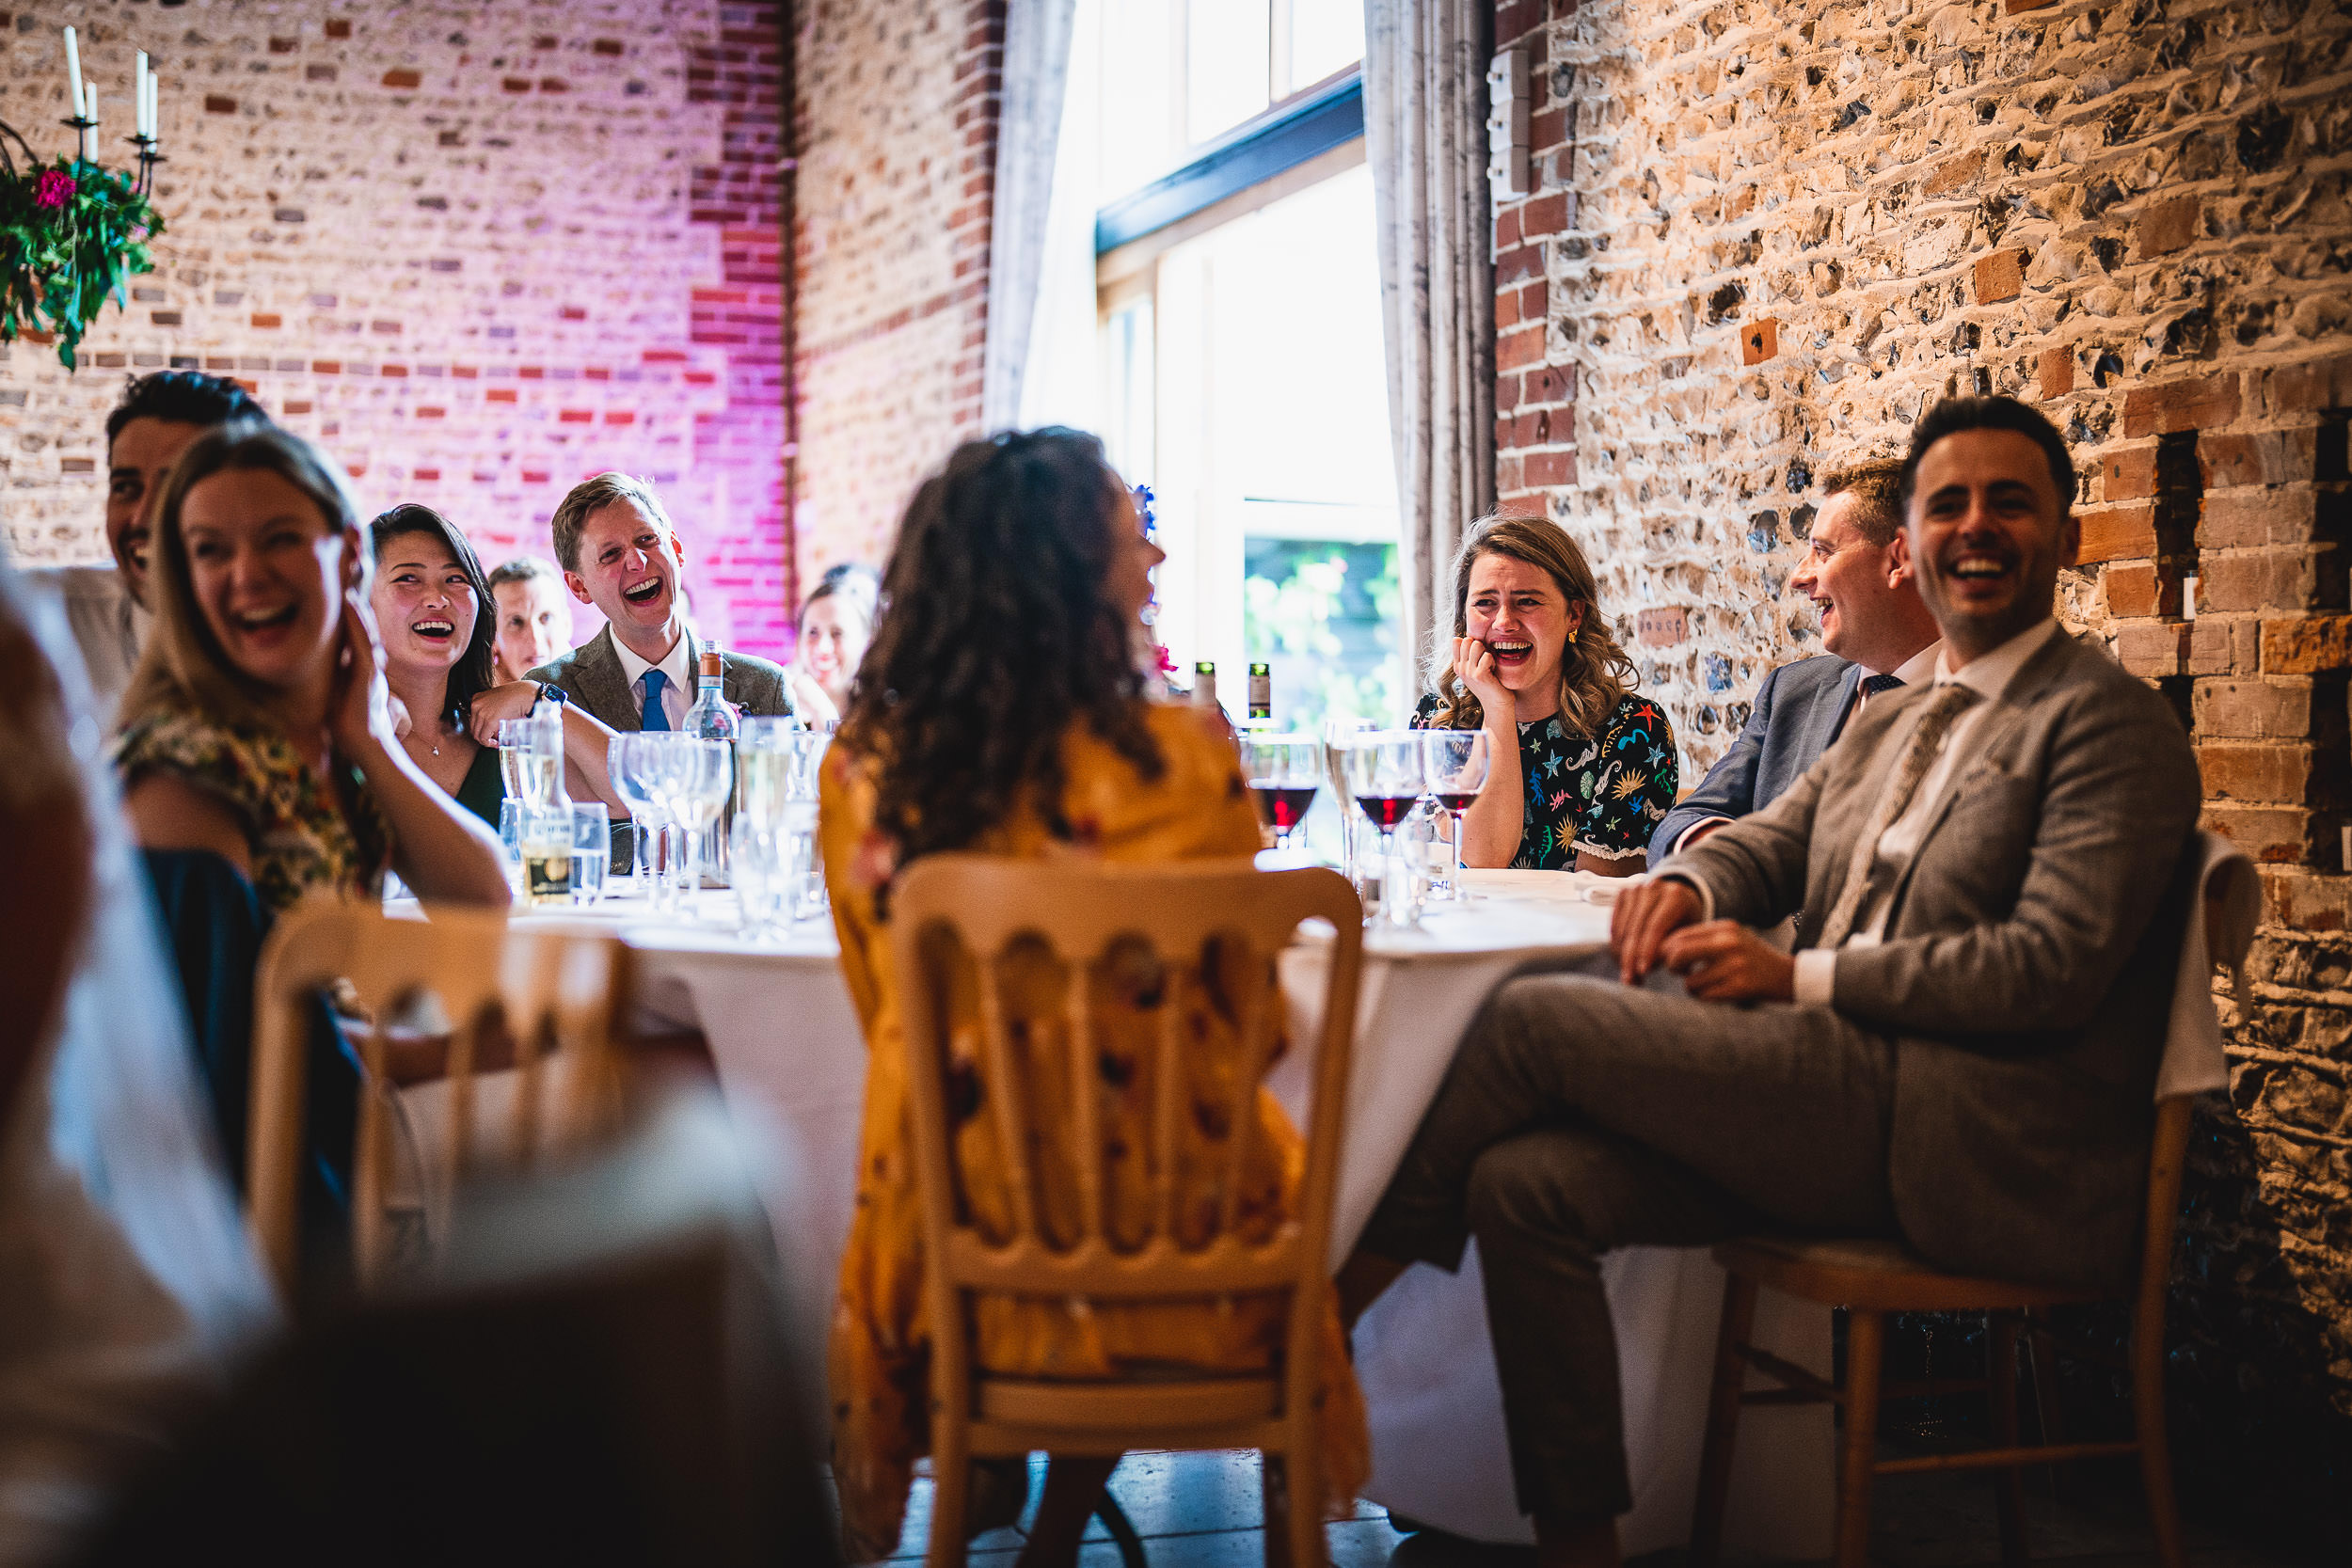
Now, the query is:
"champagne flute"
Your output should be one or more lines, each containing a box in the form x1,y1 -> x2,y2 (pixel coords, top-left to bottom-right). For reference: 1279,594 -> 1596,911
1337,729 -> 1426,927
669,736 -> 733,917
1240,733 -> 1322,854
1419,729 -> 1493,903
607,735 -> 665,904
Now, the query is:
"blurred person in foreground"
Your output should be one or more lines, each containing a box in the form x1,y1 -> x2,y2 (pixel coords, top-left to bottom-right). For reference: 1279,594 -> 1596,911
1336,398 -> 2201,1567
367,506 -> 625,831
485,555 -> 574,686
113,427 -> 509,913
1648,459 -> 1943,865
527,473 -> 793,733
786,563 -> 877,723
25,372 -> 269,724
0,546 -> 275,1563
1412,515 -> 1677,875
818,430 -> 1368,1563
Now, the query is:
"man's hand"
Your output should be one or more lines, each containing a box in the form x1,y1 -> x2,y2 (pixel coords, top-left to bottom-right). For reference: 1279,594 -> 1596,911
1661,921 -> 1796,1004
1610,876 -> 1702,985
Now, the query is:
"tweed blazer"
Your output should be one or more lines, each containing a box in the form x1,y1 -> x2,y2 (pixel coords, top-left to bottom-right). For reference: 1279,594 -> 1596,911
1664,627 -> 2202,1290
1647,654 -> 1862,867
526,623 -> 794,734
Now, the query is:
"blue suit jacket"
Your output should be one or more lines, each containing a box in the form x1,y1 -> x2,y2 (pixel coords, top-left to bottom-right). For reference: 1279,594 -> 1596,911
1646,655 -> 1862,866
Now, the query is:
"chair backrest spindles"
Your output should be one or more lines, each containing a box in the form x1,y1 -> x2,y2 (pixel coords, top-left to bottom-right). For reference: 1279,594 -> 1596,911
892,857 -> 1362,1333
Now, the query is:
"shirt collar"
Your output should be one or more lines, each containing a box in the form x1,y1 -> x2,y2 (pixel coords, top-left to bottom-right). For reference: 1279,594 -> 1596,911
1933,617 -> 2061,702
612,624 -> 691,692
1884,639 -> 1943,687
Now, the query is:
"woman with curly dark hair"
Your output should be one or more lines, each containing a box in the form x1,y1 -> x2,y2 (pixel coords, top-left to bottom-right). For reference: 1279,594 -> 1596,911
818,430 -> 1368,1563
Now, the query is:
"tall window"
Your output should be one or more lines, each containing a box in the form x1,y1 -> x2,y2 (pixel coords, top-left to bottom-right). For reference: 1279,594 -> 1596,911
1095,1 -> 1396,735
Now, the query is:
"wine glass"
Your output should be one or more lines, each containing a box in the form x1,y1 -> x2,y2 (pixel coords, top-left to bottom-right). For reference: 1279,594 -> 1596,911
606,735 -> 666,905
1337,729 -> 1425,927
1239,733 -> 1322,854
1419,729 -> 1493,903
668,736 -> 734,917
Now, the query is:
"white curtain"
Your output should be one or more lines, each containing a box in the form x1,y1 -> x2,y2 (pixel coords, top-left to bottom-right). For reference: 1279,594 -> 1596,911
981,0 -> 1082,433
1362,0 -> 1497,674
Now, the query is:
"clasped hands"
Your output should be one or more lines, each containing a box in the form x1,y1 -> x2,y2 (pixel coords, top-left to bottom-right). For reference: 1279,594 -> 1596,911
1608,877 -> 1795,1003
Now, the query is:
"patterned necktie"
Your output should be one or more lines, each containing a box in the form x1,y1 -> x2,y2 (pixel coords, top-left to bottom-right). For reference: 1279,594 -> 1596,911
1813,681 -> 1982,950
640,668 -> 673,732
1859,673 -> 1905,698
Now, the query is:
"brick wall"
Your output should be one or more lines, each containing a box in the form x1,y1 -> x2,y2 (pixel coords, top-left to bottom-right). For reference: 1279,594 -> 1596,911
1497,0 -> 2350,1540
791,0 -> 1002,580
0,0 -> 792,657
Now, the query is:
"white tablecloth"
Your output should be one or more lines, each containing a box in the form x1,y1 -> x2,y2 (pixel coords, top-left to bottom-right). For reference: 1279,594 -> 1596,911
499,874 -> 1829,1554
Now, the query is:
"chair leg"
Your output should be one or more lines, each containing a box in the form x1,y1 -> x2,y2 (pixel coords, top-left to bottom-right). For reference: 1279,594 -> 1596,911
1990,1312 -> 2031,1567
1691,1272 -> 1759,1568
1262,1451 -> 1293,1568
2133,1314 -> 2187,1568
925,1439 -> 972,1568
1283,1439 -> 1327,1568
1834,1309 -> 1885,1568
2022,1308 -> 2069,1503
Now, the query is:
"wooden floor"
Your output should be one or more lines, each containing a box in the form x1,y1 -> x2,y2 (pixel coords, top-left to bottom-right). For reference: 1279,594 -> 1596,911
868,1448 -> 2313,1568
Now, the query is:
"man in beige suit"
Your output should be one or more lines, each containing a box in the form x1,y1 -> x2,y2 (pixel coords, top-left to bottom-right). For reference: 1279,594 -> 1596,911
1341,397 -> 2203,1568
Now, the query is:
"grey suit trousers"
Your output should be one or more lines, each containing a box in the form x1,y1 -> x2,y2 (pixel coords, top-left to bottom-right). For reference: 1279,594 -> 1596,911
1358,974 -> 1899,1521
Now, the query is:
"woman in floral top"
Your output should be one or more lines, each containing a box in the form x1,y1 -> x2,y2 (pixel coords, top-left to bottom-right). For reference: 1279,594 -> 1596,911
1411,515 -> 1677,873
115,426 -> 509,914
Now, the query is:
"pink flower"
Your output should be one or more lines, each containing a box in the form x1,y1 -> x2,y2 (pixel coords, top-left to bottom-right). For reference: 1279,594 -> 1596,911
32,170 -> 76,210
1152,643 -> 1177,674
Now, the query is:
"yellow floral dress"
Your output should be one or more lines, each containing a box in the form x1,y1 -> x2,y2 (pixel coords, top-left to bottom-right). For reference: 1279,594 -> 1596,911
115,702 -> 390,913
820,703 -> 1369,1555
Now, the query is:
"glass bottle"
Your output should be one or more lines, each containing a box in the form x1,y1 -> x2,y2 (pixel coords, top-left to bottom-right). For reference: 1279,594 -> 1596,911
684,647 -> 739,884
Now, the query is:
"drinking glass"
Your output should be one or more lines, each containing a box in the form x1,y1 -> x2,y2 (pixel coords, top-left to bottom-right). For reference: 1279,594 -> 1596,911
1419,729 -> 1494,903
1323,718 -> 1376,886
570,801 -> 610,906
497,798 -> 525,895
1337,729 -> 1426,927
518,800 -> 574,907
498,714 -> 561,805
606,735 -> 667,905
666,736 -> 734,916
1239,734 -> 1322,854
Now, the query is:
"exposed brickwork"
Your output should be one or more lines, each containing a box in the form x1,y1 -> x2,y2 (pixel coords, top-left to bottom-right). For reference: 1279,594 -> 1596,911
1499,0 -> 2352,1539
0,1 -> 791,657
791,0 -> 1003,580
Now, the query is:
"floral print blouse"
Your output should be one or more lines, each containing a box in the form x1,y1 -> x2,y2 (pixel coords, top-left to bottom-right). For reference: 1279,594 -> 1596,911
115,703 -> 390,914
1414,689 -> 1679,869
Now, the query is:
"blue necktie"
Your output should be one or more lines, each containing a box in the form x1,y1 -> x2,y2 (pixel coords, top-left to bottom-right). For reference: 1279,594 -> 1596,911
1860,673 -> 1905,698
640,669 -> 672,731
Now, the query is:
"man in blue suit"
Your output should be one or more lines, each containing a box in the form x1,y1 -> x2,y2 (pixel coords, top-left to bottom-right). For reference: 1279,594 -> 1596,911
1648,461 -> 1944,864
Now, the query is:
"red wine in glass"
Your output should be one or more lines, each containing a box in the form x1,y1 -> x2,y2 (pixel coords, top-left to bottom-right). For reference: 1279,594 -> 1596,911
1431,792 -> 1479,813
1250,783 -> 1318,834
1355,793 -> 1422,831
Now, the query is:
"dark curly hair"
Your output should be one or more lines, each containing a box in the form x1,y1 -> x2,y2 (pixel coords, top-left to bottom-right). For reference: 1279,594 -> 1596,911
368,503 -> 499,732
841,428 -> 1163,865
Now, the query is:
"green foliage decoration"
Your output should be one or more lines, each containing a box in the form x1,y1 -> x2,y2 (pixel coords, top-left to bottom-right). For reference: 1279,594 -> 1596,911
0,153 -> 162,370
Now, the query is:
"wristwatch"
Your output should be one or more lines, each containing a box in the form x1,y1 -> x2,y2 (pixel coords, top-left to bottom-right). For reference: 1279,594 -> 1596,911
530,680 -> 568,713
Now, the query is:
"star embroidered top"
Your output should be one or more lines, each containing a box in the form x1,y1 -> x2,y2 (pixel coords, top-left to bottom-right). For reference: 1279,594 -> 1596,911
1414,689 -> 1679,870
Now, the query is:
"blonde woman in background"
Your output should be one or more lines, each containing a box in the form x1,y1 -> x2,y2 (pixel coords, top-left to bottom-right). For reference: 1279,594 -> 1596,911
1413,514 -> 1677,875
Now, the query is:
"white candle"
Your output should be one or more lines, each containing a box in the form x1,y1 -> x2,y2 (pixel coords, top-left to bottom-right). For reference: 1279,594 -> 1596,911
151,74 -> 163,150
63,27 -> 83,123
136,53 -> 150,138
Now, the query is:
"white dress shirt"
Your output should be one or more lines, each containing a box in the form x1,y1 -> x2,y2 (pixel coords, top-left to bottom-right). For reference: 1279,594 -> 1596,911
1786,618 -> 2062,1006
23,564 -> 151,727
1668,639 -> 1945,857
612,626 -> 692,729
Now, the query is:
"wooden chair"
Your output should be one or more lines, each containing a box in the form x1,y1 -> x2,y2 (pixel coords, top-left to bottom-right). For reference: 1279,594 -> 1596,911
889,856 -> 1363,1568
246,897 -> 634,1299
1690,867 -> 2254,1568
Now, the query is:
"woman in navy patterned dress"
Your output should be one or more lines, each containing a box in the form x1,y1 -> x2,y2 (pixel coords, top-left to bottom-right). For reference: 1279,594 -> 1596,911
1411,515 -> 1677,874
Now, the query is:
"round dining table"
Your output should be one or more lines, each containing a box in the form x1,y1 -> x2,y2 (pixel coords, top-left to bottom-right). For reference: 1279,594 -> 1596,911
481,867 -> 1832,1555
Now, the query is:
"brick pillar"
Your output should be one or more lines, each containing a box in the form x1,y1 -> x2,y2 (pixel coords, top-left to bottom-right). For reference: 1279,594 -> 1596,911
1492,0 -> 1580,517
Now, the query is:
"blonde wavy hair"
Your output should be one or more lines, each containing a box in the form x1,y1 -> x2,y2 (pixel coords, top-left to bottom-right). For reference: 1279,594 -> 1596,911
1421,513 -> 1636,739
119,423 -> 366,736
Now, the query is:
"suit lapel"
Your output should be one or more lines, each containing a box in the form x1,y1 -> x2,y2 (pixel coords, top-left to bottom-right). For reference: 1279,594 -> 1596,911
1820,661 -> 1867,747
577,626 -> 641,732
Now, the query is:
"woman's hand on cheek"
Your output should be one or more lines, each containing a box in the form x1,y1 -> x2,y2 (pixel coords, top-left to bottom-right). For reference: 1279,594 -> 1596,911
1453,636 -> 1511,718
330,588 -> 396,757
468,680 -> 544,748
